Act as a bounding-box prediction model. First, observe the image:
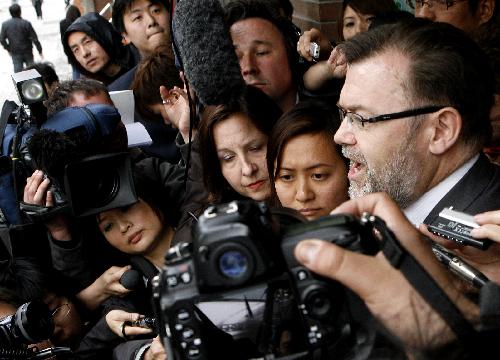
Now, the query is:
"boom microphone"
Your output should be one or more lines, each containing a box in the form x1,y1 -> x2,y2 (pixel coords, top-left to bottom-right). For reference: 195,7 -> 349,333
172,0 -> 245,106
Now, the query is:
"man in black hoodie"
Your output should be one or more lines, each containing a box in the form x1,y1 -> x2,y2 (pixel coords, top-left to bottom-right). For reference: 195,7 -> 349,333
63,12 -> 135,85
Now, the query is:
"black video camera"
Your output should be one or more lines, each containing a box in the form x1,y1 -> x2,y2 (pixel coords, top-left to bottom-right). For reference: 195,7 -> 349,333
20,103 -> 137,220
155,200 -> 380,359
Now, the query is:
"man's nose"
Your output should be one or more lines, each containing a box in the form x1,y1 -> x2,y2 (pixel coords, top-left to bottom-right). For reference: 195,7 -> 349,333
146,11 -> 159,27
82,46 -> 91,57
334,118 -> 356,146
240,54 -> 258,77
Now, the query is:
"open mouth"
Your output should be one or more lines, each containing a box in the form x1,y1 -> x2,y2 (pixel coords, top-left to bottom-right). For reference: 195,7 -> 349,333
348,160 -> 365,179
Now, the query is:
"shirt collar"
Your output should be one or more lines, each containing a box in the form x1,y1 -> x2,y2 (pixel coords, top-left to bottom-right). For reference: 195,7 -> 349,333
404,154 -> 479,226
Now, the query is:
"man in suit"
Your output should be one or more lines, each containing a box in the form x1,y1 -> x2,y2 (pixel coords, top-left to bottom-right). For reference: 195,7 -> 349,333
333,18 -> 500,226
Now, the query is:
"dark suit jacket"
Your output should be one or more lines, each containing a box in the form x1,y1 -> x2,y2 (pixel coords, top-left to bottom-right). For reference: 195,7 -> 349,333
424,153 -> 500,223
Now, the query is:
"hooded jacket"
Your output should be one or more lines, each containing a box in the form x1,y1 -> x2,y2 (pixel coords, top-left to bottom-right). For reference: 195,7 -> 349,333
63,12 -> 134,85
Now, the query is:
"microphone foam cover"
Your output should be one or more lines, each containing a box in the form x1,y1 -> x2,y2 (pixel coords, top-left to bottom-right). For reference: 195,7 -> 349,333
173,0 -> 245,106
120,269 -> 142,290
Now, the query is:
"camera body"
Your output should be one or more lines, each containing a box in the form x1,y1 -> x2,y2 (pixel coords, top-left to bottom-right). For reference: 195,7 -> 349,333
156,200 -> 379,359
310,42 -> 320,60
130,317 -> 157,329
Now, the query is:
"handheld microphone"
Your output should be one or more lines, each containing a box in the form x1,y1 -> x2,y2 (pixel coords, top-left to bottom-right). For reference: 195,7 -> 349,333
432,244 -> 489,289
172,0 -> 245,106
119,269 -> 142,291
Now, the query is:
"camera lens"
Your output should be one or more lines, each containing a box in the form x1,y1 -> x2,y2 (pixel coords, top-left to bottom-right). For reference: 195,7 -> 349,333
73,164 -> 119,210
87,167 -> 119,208
305,288 -> 332,320
218,250 -> 249,279
21,79 -> 45,102
0,301 -> 54,346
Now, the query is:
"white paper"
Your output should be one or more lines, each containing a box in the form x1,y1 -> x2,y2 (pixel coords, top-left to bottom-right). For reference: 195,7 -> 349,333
125,122 -> 153,147
109,90 -> 135,125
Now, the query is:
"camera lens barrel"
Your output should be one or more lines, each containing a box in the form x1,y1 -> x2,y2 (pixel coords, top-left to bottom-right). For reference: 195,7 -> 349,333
0,301 -> 54,346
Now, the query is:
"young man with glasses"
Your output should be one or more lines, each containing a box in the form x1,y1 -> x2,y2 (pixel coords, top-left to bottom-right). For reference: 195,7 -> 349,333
334,18 -> 500,226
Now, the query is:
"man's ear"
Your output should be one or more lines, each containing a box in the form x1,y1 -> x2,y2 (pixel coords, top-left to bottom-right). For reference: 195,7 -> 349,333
477,0 -> 495,26
428,107 -> 462,155
121,32 -> 130,46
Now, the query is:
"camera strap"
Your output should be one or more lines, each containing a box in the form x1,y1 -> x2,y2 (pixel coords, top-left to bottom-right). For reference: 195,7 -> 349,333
18,201 -> 68,223
365,214 -> 477,344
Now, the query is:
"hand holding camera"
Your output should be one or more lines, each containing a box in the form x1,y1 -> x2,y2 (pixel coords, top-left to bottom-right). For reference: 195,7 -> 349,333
105,310 -> 154,339
23,170 -> 71,241
296,28 -> 333,62
298,193 -> 479,350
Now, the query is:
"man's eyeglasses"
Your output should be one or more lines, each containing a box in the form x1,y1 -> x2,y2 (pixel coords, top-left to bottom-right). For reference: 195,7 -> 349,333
337,105 -> 447,130
414,0 -> 466,10
50,303 -> 71,323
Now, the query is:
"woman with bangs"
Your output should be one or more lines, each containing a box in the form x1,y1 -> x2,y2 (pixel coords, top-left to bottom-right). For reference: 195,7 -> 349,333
267,100 -> 349,220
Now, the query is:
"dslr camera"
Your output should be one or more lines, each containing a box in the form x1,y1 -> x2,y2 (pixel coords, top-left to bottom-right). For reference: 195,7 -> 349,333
0,301 -> 53,348
155,200 -> 379,359
0,301 -> 73,359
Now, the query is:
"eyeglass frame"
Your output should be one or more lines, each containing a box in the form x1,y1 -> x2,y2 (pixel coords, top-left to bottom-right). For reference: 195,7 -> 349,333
50,303 -> 71,323
337,105 -> 449,129
414,0 -> 467,10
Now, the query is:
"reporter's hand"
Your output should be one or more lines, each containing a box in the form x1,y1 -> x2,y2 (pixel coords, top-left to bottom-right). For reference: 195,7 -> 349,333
326,46 -> 348,79
24,170 -> 71,240
98,266 -> 133,297
297,28 -> 333,62
420,219 -> 500,285
159,85 -> 193,143
144,336 -> 167,360
473,210 -> 500,242
105,310 -> 153,338
294,193 -> 478,350
24,170 -> 52,207
77,266 -> 132,310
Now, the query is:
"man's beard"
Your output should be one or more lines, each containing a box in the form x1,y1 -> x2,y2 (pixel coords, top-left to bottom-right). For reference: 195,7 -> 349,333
342,137 -> 420,208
